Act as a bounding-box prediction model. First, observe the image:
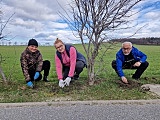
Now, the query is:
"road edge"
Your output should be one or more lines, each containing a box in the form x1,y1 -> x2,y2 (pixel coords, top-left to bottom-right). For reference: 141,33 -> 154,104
0,99 -> 160,108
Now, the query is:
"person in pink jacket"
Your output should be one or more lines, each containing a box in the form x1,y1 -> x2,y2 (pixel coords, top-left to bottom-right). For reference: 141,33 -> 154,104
54,38 -> 87,88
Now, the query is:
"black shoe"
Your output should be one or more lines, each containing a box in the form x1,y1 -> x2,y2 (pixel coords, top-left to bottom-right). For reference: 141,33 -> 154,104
73,74 -> 79,80
43,76 -> 49,82
132,76 -> 139,80
132,74 -> 139,80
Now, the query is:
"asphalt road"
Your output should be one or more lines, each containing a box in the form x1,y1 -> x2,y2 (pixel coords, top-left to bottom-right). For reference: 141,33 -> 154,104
0,100 -> 160,120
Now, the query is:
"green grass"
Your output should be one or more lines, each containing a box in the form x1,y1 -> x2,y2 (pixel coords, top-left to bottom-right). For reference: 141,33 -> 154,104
0,44 -> 160,103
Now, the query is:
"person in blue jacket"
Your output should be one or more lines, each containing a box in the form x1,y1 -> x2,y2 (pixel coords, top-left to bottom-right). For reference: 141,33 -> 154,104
111,41 -> 149,84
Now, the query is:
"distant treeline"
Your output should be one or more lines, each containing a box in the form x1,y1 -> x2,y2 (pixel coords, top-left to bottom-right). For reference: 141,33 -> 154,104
111,37 -> 160,45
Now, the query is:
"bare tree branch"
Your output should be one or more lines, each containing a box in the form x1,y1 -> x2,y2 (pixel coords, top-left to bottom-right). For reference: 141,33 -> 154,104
58,0 -> 142,85
0,9 -> 15,83
0,13 -> 15,38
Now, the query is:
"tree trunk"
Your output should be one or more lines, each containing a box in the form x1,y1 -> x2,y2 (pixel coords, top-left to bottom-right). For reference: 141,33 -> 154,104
87,59 -> 95,85
0,66 -> 7,83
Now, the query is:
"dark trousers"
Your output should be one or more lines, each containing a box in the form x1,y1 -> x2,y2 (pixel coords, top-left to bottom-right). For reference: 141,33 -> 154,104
111,60 -> 149,79
29,60 -> 50,81
63,61 -> 85,80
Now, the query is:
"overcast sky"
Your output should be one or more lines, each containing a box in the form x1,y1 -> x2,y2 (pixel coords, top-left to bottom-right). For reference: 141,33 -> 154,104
1,0 -> 160,45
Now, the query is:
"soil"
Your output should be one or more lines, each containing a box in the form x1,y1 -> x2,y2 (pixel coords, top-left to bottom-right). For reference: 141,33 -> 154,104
116,79 -> 142,89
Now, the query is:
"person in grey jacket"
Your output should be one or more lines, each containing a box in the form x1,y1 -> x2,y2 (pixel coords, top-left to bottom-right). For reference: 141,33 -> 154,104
20,39 -> 50,88
111,42 -> 149,84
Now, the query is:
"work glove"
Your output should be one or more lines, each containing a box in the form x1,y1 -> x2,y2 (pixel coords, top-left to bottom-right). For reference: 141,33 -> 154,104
26,81 -> 34,88
59,79 -> 65,88
64,77 -> 71,86
34,72 -> 40,80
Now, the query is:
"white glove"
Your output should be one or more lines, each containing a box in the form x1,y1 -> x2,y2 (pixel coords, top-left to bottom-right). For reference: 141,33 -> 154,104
59,79 -> 65,88
64,77 -> 71,86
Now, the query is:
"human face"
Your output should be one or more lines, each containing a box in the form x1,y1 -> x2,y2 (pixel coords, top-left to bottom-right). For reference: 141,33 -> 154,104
28,45 -> 38,53
55,42 -> 65,53
122,43 -> 132,55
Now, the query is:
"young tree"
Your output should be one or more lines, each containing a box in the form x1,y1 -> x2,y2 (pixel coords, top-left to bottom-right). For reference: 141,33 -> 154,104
61,0 -> 142,85
0,10 -> 14,83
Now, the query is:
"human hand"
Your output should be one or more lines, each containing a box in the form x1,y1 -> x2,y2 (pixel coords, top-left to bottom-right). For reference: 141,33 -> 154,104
133,62 -> 141,67
34,72 -> 40,80
59,79 -> 65,88
121,76 -> 128,84
64,77 -> 71,86
26,81 -> 34,88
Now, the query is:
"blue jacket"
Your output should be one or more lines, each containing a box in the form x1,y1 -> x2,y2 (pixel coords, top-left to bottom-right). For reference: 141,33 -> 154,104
56,44 -> 87,66
116,47 -> 147,77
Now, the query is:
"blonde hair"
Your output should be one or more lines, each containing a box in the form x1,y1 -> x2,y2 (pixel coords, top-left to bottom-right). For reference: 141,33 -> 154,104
54,38 -> 64,46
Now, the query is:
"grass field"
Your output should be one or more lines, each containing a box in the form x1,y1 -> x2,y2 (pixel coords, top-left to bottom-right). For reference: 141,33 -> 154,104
0,44 -> 160,103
